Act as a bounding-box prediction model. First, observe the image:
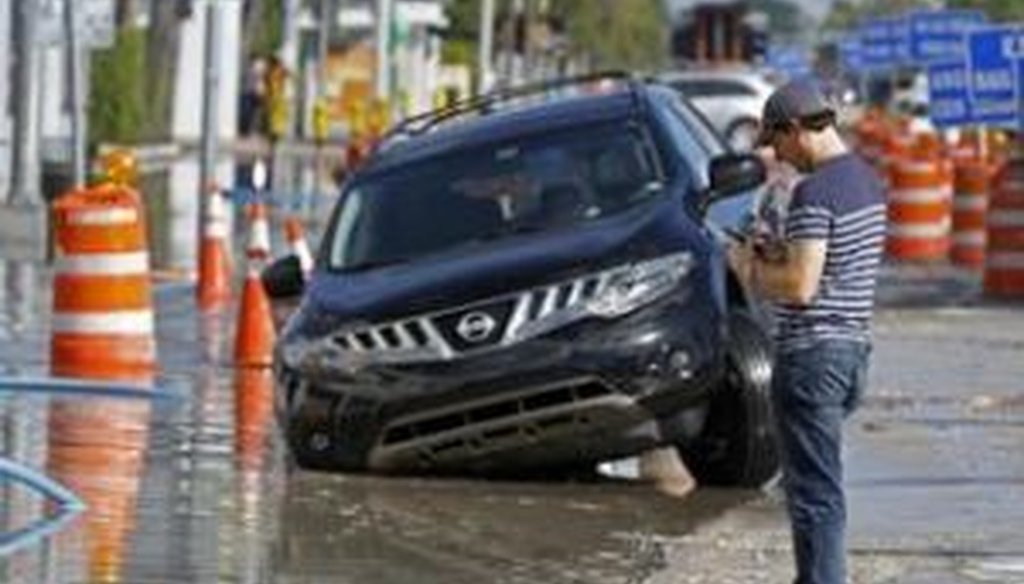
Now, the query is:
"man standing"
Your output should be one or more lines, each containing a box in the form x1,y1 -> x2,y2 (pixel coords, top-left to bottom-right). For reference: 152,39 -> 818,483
728,80 -> 887,584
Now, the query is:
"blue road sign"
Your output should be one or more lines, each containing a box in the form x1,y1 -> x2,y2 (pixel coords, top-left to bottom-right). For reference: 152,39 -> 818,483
967,25 -> 1024,127
927,61 -> 972,127
766,45 -> 812,79
860,17 -> 908,72
839,36 -> 863,72
909,9 -> 986,64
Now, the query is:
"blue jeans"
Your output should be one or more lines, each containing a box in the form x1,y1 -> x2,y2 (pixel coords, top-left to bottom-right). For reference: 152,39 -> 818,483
772,340 -> 871,584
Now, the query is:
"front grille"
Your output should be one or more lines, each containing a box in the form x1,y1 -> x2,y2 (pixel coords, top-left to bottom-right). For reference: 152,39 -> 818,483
380,378 -> 615,447
324,268 -> 619,364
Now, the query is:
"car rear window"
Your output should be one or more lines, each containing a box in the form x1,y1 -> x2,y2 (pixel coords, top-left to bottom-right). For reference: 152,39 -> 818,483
327,122 -> 663,272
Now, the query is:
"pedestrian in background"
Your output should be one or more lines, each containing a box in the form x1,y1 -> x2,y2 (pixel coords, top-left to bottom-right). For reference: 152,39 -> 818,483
240,53 -> 267,137
728,80 -> 887,584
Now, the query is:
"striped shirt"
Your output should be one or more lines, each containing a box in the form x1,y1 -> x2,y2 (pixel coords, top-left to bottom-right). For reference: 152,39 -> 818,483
773,153 -> 887,353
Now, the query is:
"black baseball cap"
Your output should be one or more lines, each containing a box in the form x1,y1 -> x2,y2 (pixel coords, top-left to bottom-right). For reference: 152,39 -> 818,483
756,79 -> 835,146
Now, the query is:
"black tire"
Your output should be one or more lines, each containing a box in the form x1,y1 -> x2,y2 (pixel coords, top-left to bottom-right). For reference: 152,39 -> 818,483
678,310 -> 779,487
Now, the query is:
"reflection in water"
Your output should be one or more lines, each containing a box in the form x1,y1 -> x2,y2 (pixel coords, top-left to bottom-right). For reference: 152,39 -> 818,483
0,394 -> 51,583
0,261 -> 46,371
233,368 -> 280,584
47,397 -> 152,583
269,474 -> 746,584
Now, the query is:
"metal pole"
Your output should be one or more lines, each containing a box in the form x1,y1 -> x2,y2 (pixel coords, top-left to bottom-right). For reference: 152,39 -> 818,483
318,0 -> 332,98
375,0 -> 393,100
478,0 -> 495,94
64,0 -> 86,188
198,1 -> 222,266
11,0 -> 43,205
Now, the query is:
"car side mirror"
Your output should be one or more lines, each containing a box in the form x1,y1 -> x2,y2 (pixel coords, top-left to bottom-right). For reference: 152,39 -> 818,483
261,255 -> 305,299
700,153 -> 767,212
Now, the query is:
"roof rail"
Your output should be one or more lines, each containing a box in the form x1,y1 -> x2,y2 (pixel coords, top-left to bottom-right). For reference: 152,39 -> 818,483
376,71 -> 647,150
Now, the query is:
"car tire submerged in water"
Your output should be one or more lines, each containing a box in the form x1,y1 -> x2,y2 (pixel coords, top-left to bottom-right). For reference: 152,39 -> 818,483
678,310 -> 779,487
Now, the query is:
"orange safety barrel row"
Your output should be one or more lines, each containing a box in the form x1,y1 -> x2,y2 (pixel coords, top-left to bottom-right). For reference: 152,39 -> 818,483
51,185 -> 155,379
985,159 -> 1024,297
886,134 -> 953,262
951,157 -> 994,269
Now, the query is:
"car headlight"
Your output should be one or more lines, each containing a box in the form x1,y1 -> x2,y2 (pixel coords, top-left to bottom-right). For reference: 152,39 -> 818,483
587,252 -> 694,318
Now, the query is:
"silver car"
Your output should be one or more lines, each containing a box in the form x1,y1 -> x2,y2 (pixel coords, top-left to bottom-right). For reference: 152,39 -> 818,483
659,69 -> 776,151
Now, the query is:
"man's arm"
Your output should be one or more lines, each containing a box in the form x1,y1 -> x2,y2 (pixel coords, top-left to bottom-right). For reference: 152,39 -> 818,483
749,239 -> 827,305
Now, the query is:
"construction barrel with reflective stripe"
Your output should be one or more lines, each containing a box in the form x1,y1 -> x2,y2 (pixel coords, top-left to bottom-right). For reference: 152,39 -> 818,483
878,119 -> 914,188
51,185 -> 155,379
951,157 -> 993,269
985,158 -> 1024,297
886,134 -> 953,262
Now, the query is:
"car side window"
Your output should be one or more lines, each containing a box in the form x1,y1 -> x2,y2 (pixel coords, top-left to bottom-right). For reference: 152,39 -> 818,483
651,94 -> 721,193
652,93 -> 753,230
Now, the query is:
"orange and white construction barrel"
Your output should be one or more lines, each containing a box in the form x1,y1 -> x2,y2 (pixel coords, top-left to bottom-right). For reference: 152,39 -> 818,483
51,185 -> 155,379
886,134 -> 953,262
951,157 -> 993,269
985,158 -> 1024,297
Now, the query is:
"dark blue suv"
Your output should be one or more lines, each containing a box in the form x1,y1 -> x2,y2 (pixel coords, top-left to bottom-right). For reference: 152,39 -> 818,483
266,73 -> 779,486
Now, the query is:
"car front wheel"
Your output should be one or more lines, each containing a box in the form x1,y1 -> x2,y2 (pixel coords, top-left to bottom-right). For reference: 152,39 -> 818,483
677,310 -> 779,487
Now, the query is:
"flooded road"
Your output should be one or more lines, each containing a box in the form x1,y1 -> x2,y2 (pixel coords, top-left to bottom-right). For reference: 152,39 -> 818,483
2,162 -> 1024,584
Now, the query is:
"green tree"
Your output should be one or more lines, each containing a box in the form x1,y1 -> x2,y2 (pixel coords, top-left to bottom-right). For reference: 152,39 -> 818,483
244,0 -> 284,57
760,0 -> 810,40
88,27 -> 147,146
822,0 -> 932,31
442,0 -> 669,73
551,0 -> 668,71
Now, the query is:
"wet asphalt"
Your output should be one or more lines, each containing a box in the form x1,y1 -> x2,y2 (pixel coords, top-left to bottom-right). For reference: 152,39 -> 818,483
1,164 -> 1023,583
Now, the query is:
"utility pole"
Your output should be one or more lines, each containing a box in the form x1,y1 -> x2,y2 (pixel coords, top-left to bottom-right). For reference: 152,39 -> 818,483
64,0 -> 87,188
375,0 -> 393,100
478,0 -> 496,94
10,0 -> 43,205
198,1 -> 222,267
318,0 -> 332,98
510,0 -> 525,85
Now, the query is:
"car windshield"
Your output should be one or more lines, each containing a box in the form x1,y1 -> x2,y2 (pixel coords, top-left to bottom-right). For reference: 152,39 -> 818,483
328,122 -> 662,272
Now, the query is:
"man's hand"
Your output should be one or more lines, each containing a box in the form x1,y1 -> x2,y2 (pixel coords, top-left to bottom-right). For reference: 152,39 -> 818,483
727,241 -> 756,291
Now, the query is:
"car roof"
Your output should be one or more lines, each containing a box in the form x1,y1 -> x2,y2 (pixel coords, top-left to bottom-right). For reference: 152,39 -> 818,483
359,88 -> 644,176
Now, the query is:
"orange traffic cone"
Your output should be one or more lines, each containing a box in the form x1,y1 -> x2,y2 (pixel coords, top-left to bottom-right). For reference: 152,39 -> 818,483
51,184 -> 155,380
246,201 -> 272,261
197,182 -> 233,309
234,203 -> 276,368
284,216 -> 314,276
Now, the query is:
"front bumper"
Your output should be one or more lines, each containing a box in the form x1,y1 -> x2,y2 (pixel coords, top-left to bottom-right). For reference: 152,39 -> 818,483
275,294 -> 726,474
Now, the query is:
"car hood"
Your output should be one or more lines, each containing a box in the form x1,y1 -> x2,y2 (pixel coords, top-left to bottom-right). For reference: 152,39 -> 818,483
302,196 -> 708,327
